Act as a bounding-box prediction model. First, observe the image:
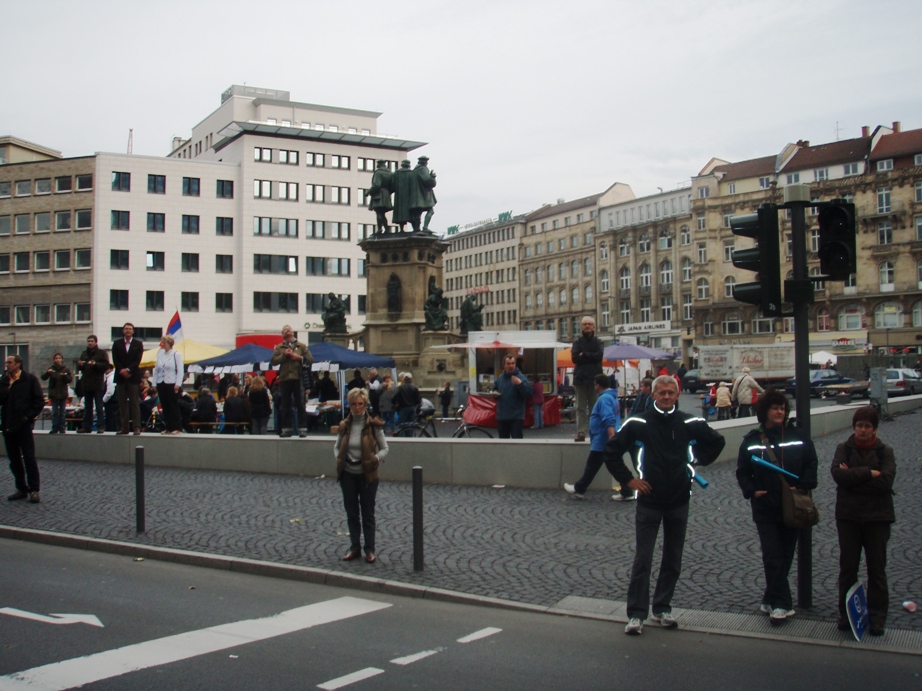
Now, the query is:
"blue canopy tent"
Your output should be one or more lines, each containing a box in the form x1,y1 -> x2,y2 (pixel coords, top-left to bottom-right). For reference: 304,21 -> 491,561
308,342 -> 396,369
186,343 -> 275,374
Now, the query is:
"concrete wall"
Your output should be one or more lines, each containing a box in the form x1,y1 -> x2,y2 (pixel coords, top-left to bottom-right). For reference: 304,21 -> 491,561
7,395 -> 921,490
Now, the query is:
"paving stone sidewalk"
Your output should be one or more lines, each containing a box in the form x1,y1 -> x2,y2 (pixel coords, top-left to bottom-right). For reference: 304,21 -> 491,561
3,410 -> 921,631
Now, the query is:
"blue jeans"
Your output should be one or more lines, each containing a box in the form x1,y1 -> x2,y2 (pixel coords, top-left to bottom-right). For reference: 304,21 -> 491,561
532,403 -> 544,429
83,391 -> 105,432
627,502 -> 689,619
51,400 -> 66,433
398,406 -> 417,436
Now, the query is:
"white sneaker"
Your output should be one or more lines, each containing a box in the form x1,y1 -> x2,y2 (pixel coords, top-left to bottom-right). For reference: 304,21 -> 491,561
624,618 -> 643,635
770,608 -> 795,623
650,612 -> 678,629
563,483 -> 585,499
759,603 -> 772,615
612,493 -> 636,502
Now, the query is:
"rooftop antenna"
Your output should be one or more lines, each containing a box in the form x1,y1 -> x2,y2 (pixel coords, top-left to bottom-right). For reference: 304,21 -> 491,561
127,129 -> 133,155
834,121 -> 846,141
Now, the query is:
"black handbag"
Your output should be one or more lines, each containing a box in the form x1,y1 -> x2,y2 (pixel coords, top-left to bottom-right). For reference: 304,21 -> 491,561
761,433 -> 819,529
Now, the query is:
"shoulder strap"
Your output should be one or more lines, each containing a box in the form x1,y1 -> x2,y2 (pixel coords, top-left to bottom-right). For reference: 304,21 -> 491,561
760,432 -> 782,469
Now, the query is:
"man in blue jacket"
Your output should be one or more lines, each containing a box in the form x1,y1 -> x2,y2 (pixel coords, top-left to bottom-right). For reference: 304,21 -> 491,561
492,354 -> 533,439
565,374 -> 621,498
603,375 -> 725,635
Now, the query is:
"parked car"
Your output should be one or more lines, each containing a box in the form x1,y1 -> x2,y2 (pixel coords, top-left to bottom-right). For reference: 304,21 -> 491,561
886,368 -> 922,396
785,369 -> 855,397
681,369 -> 703,393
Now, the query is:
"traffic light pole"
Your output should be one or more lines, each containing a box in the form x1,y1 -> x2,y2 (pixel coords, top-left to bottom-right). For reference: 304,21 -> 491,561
786,185 -> 813,609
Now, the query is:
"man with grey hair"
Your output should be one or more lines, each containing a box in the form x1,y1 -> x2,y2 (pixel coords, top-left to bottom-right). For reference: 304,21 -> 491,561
571,316 -> 604,442
603,374 -> 725,635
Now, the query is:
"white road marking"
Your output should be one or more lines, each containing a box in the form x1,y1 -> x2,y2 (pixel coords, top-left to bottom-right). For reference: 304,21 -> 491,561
457,627 -> 502,643
0,609 -> 104,628
317,667 -> 385,689
389,648 -> 444,665
0,597 -> 391,691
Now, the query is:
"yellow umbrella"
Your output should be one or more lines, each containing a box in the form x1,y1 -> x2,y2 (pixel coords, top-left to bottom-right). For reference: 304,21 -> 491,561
139,339 -> 229,369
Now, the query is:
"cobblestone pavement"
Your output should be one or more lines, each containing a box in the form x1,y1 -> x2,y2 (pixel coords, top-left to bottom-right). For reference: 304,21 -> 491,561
3,409 -> 920,631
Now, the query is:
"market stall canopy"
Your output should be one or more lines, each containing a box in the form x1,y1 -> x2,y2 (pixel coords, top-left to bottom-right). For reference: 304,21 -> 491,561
139,339 -> 229,369
431,331 -> 569,350
308,341 -> 396,369
603,342 -> 674,361
186,343 -> 275,374
809,350 -> 838,365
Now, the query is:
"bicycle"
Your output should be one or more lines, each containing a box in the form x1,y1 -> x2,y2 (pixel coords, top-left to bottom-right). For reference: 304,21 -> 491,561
394,404 -> 494,439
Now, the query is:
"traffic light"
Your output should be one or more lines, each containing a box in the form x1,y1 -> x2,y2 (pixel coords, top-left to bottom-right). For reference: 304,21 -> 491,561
817,200 -> 856,281
730,203 -> 782,317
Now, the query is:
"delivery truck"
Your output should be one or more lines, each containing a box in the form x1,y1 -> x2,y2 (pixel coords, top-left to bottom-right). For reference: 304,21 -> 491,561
697,344 -> 795,385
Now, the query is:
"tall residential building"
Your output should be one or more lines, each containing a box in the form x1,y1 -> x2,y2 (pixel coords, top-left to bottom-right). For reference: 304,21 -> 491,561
0,85 -> 426,364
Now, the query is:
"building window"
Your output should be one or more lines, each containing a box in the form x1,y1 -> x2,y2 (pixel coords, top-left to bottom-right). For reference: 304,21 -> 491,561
696,278 -> 710,300
599,241 -> 608,260
878,221 -> 892,245
879,261 -> 895,289
215,255 -> 233,273
278,150 -> 299,165
278,181 -> 299,201
110,289 -> 129,310
54,304 -> 71,323
55,210 -> 71,231
147,175 -> 165,194
216,180 -> 234,199
585,285 -> 593,303
330,186 -> 350,204
305,184 -> 325,202
76,209 -> 91,229
111,172 -> 131,191
618,237 -> 630,256
839,304 -> 864,331
640,298 -> 652,322
74,249 -> 91,269
181,253 -> 200,272
681,257 -> 692,282
147,213 -> 165,232
723,211 -> 733,229
660,261 -> 673,286
110,249 -> 129,270
696,212 -> 706,231
254,254 -> 298,275
12,180 -> 29,197
215,293 -> 233,312
254,180 -> 271,198
680,226 -> 690,245
54,249 -> 71,270
0,182 -> 9,198
34,212 -> 50,233
254,147 -> 272,162
305,153 -> 325,167
814,168 -> 828,181
843,163 -> 859,176
875,302 -> 902,328
0,253 -> 9,273
757,176 -> 770,189
752,317 -> 774,334
660,296 -> 673,321
916,182 -> 922,203
639,263 -> 651,288
618,300 -> 630,324
14,214 -> 29,234
723,240 -> 734,262
182,177 -> 200,196
698,187 -> 710,199
683,294 -> 692,320
877,187 -> 891,213
786,173 -> 800,184
697,243 -> 707,264
584,257 -> 592,276
55,176 -> 72,193
559,288 -> 567,306
146,291 -> 165,311
253,292 -> 298,313
181,292 -> 199,312
600,270 -> 610,293
619,266 -> 631,290
877,159 -> 893,172
330,155 -> 350,169
659,230 -> 673,250
916,216 -> 922,242
14,305 -> 30,325
0,216 -> 8,236
216,217 -> 233,236
76,174 -> 93,191
638,233 -> 650,253
33,251 -> 50,272
329,222 -> 350,240
146,251 -> 165,271
722,313 -> 743,335
111,210 -> 130,230
724,276 -> 736,298
14,252 -> 29,272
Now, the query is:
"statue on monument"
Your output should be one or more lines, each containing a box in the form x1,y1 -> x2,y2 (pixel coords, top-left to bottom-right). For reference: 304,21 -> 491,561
387,273 -> 402,313
365,159 -> 393,234
322,292 -> 347,332
459,294 -> 484,335
368,157 -> 437,234
424,284 -> 448,331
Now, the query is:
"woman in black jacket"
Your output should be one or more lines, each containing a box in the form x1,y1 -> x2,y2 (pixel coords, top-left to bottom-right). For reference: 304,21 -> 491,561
736,388 -> 818,624
830,406 -> 895,636
248,376 -> 272,435
221,386 -> 247,434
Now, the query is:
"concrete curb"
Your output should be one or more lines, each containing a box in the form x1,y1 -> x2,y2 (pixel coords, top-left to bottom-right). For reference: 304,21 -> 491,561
3,525 -> 920,655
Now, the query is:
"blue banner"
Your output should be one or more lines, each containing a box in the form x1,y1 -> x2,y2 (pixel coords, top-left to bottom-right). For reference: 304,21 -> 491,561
845,581 -> 869,641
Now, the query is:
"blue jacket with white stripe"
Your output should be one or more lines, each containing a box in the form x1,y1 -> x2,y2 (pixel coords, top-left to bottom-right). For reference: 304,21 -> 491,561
603,405 -> 725,510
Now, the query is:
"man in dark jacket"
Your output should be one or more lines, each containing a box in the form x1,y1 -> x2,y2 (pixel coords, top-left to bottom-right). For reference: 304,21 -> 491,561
393,373 -> 421,435
77,335 -> 110,433
111,322 -> 144,435
1,354 -> 47,503
492,355 -> 534,439
41,353 -> 72,434
603,375 -> 725,635
629,378 -> 654,416
571,316 -> 604,442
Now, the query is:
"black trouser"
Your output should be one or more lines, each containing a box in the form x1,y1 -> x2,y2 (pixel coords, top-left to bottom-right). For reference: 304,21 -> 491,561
627,502 -> 689,619
573,450 -> 628,495
4,428 -> 40,493
278,378 -> 306,432
83,390 -> 105,432
837,519 -> 891,628
497,419 -> 523,439
156,383 -> 182,432
340,471 -> 378,553
117,382 -> 141,432
755,520 -> 799,610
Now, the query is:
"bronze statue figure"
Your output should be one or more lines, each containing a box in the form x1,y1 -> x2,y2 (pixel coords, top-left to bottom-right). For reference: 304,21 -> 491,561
368,157 -> 438,233
322,292 -> 347,332
366,159 -> 393,234
387,273 -> 402,313
391,160 -> 415,232
411,156 -> 437,234
424,285 -> 448,331
459,294 -> 484,334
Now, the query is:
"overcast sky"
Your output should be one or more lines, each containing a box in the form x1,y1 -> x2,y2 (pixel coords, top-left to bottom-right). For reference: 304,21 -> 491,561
3,0 -> 921,231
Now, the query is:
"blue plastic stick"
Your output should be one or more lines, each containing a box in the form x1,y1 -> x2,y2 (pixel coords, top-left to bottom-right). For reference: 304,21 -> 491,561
750,455 -> 800,480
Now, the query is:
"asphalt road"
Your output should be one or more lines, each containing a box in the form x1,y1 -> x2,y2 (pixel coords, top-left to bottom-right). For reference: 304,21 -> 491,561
2,539 -> 921,691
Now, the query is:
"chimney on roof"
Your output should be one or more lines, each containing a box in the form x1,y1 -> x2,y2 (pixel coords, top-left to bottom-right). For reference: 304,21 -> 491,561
557,198 -> 565,205
861,126 -> 870,137
171,136 -> 185,152
892,121 -> 901,133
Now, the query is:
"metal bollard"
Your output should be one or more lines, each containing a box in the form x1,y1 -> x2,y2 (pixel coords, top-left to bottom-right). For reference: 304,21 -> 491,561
135,446 -> 145,534
412,466 -> 423,571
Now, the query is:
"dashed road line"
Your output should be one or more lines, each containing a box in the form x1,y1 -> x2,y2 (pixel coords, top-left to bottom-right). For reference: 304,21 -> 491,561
317,667 -> 385,689
457,627 -> 502,643
389,648 -> 444,665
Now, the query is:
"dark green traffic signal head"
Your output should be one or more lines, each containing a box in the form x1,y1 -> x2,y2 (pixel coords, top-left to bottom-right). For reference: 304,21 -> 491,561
817,201 -> 856,281
730,204 -> 782,317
